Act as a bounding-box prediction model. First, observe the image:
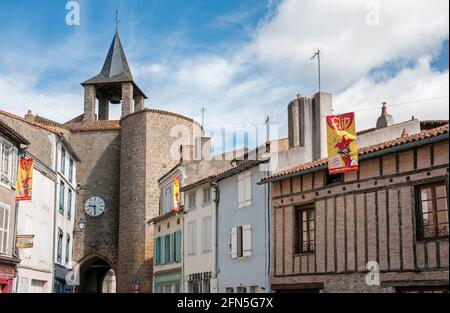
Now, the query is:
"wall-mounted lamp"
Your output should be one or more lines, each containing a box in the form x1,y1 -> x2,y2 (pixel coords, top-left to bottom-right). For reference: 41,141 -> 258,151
78,219 -> 86,232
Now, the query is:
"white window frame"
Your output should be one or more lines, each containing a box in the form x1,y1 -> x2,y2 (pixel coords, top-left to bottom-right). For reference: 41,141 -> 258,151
0,137 -> 17,189
0,203 -> 10,254
230,224 -> 252,259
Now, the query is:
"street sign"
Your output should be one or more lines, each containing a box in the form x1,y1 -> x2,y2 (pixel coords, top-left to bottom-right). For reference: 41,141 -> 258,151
16,235 -> 34,249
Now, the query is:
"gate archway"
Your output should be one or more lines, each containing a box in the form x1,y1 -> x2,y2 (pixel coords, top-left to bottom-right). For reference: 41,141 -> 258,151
77,255 -> 116,293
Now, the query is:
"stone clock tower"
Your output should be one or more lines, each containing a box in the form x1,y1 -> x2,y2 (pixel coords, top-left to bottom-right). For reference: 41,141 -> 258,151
67,30 -> 202,293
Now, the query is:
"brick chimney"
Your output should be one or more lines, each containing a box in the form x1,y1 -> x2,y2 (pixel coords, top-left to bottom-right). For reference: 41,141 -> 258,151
24,110 -> 34,121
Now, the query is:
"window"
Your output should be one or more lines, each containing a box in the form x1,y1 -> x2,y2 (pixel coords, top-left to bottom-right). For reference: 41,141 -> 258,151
160,184 -> 173,215
68,158 -> 74,183
325,172 -> 344,185
174,230 -> 182,263
0,204 -> 10,254
203,187 -> 211,204
188,192 -> 197,211
0,138 -> 17,186
416,182 -> 449,240
60,147 -> 66,174
187,221 -> 197,255
295,205 -> 315,253
231,225 -> 252,259
56,229 -> 63,263
59,181 -> 65,215
65,234 -> 70,265
226,287 -> 234,293
236,286 -> 247,293
202,216 -> 212,252
67,189 -> 72,221
249,286 -> 260,293
238,171 -> 252,208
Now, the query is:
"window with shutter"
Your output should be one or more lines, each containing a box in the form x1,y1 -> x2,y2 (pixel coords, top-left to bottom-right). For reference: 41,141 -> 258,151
242,224 -> 252,257
154,238 -> 161,265
187,221 -> 197,255
175,231 -> 182,262
0,204 -> 9,254
244,172 -> 252,207
165,234 -> 171,264
12,147 -> 18,188
202,216 -> 212,252
160,236 -> 166,265
230,227 -> 237,259
238,174 -> 244,207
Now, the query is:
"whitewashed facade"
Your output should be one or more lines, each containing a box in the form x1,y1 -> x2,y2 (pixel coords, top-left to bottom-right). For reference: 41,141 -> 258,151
15,156 -> 56,293
183,182 -> 217,293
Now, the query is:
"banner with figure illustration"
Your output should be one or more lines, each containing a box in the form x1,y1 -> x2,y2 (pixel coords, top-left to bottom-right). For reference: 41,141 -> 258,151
326,113 -> 359,174
16,158 -> 33,201
173,175 -> 180,211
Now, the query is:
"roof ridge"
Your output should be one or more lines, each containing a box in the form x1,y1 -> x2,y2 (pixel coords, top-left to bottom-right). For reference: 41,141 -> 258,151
263,124 -> 449,182
0,109 -> 63,135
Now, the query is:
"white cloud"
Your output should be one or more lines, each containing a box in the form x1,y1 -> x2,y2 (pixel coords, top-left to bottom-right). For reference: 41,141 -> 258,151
0,0 -> 448,139
335,56 -> 449,131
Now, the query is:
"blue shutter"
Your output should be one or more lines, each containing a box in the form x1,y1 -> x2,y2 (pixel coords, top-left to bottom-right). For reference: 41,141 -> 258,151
160,236 -> 166,265
154,238 -> 160,265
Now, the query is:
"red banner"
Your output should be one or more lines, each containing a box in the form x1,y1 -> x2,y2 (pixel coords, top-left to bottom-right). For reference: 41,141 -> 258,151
16,158 -> 33,201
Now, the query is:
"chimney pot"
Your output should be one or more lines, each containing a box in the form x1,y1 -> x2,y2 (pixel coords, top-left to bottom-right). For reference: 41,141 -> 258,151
401,128 -> 409,138
381,102 -> 388,115
296,93 -> 302,100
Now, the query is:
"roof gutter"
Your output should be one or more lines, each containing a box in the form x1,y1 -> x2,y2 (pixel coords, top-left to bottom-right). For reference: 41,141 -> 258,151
259,133 -> 449,185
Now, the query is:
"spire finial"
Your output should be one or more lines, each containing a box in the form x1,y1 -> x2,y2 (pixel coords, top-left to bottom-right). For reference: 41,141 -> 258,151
114,10 -> 120,32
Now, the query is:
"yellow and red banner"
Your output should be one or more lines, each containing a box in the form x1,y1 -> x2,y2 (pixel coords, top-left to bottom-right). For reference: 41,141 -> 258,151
173,176 -> 180,211
16,158 -> 33,201
326,113 -> 359,175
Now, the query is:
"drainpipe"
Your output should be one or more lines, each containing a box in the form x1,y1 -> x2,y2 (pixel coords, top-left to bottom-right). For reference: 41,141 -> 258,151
12,147 -> 28,293
209,181 -> 219,293
51,135 -> 64,293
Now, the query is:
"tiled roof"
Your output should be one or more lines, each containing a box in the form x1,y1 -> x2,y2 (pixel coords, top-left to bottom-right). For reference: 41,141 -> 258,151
0,119 -> 30,145
181,159 -> 264,191
0,110 -> 63,135
64,120 -> 121,132
261,124 -> 449,183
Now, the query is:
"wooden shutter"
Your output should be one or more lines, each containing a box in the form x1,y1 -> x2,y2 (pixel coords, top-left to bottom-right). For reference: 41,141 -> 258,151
238,174 -> 244,208
242,224 -> 252,257
175,231 -> 181,262
12,147 -> 18,188
244,172 -> 252,207
230,227 -> 237,258
160,236 -> 166,265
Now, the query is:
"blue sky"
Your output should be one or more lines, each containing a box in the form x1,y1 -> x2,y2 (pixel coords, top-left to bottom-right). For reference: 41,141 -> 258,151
0,0 -> 448,150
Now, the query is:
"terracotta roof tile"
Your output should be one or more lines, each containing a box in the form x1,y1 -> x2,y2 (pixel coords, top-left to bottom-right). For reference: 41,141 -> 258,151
64,120 -> 121,132
0,119 -> 30,145
262,124 -> 449,183
0,110 -> 63,135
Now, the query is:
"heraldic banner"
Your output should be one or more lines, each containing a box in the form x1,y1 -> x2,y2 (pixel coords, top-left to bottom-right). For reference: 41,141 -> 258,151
326,112 -> 359,175
173,175 -> 180,211
16,158 -> 33,201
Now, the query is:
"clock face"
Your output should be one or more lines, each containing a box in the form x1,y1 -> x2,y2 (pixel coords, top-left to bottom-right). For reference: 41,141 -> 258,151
84,196 -> 106,217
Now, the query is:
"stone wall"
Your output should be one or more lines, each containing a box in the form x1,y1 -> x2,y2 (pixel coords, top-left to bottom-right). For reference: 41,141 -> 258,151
118,109 -> 201,293
70,130 -> 121,270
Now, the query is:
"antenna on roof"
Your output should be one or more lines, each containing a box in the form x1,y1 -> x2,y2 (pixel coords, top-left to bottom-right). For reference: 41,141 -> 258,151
201,107 -> 206,134
265,115 -> 270,143
310,49 -> 321,93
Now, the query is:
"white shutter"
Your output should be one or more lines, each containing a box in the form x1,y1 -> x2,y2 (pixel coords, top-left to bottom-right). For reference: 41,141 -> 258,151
230,227 -> 237,259
237,174 -> 244,208
242,224 -> 252,257
244,172 -> 252,207
12,147 -> 18,188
